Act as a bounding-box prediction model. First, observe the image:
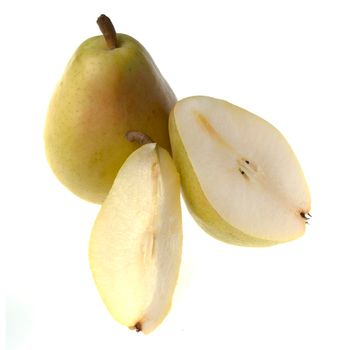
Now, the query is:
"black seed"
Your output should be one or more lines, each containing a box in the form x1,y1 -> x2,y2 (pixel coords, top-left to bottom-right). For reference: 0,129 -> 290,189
245,160 -> 250,164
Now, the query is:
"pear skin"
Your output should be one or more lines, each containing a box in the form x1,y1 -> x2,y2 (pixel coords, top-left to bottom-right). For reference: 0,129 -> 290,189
45,15 -> 176,203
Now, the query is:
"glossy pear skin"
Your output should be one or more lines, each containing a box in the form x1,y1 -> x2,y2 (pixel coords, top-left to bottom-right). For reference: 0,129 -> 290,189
45,34 -> 176,203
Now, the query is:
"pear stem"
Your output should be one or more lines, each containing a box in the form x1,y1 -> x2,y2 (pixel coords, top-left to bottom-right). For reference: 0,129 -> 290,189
97,14 -> 118,49
125,131 -> 154,146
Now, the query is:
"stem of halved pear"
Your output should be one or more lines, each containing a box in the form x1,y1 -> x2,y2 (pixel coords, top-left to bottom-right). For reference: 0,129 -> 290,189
97,14 -> 118,49
125,131 -> 154,146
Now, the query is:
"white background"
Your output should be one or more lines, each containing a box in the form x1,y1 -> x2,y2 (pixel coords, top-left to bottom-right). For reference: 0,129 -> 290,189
2,0 -> 350,349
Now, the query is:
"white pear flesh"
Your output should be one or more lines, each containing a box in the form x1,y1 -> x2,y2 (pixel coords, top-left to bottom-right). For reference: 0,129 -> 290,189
89,143 -> 182,334
169,96 -> 311,246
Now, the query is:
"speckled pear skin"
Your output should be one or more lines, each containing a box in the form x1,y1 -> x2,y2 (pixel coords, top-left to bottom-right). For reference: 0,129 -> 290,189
45,33 -> 176,203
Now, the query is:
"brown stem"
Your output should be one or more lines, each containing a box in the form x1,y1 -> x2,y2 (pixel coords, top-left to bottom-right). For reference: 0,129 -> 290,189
97,14 -> 117,49
125,131 -> 154,146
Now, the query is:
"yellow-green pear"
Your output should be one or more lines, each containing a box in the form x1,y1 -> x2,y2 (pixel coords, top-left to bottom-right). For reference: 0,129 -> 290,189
169,96 -> 311,247
89,132 -> 182,334
44,15 -> 176,203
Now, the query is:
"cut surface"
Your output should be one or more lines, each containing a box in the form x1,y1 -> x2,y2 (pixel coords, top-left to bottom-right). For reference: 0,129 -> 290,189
171,96 -> 310,243
89,143 -> 182,333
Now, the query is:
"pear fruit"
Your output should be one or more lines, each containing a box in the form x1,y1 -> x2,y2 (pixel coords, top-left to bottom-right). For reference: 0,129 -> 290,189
44,15 -> 176,203
89,133 -> 182,334
169,96 -> 311,246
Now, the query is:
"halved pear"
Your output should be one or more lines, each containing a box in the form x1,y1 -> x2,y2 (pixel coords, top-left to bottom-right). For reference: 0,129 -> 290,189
89,143 -> 182,334
169,96 -> 311,246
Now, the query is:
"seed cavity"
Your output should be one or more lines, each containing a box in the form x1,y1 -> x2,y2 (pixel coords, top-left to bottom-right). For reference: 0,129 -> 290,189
240,157 -> 258,172
239,168 -> 249,180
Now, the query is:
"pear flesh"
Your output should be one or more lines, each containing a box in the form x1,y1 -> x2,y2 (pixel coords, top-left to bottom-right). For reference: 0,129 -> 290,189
89,143 -> 182,334
45,28 -> 176,203
169,96 -> 311,246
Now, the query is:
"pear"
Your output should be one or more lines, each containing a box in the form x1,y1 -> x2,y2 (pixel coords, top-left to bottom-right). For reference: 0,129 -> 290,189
169,96 -> 311,246
89,133 -> 182,334
44,15 -> 176,203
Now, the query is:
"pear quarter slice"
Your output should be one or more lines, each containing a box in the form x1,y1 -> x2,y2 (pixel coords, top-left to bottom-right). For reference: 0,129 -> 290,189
89,143 -> 182,333
169,96 -> 311,246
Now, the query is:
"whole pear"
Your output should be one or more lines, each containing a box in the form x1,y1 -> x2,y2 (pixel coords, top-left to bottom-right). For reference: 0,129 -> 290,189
44,15 -> 176,203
